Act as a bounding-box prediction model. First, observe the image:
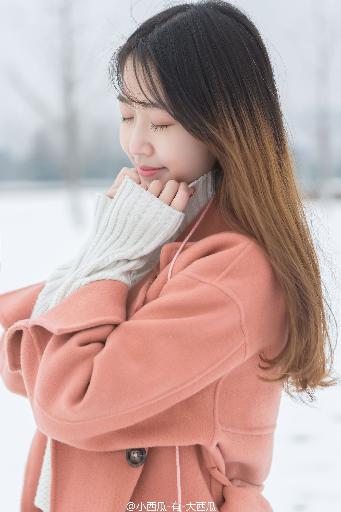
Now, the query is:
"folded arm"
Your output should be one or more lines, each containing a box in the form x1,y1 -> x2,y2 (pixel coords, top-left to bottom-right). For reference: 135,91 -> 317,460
0,175 -> 185,397
4,269 -> 246,448
3,262 -> 276,511
0,281 -> 45,397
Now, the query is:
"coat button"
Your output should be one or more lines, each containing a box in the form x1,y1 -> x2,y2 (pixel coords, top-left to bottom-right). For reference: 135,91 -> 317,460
125,448 -> 147,467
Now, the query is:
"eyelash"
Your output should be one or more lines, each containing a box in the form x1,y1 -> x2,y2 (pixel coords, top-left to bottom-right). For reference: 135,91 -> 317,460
120,117 -> 169,132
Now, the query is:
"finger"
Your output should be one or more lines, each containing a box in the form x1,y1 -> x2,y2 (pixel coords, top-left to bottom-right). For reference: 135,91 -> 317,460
169,182 -> 192,212
106,167 -> 140,198
157,180 -> 179,204
146,179 -> 164,196
105,183 -> 118,198
123,168 -> 141,184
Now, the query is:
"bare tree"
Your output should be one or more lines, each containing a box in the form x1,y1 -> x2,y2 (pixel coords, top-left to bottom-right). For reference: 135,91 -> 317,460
58,0 -> 83,224
4,0 -> 91,226
311,0 -> 339,195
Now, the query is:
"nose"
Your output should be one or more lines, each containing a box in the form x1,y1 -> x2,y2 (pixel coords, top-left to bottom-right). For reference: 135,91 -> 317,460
128,122 -> 153,158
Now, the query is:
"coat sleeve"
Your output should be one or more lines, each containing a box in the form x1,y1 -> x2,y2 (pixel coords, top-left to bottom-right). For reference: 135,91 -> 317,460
0,333 -> 27,397
3,268 -> 247,448
0,177 -> 185,399
0,281 -> 45,397
0,281 -> 46,330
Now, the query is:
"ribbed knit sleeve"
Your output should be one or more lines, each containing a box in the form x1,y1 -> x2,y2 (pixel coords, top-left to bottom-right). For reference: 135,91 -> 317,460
31,175 -> 185,319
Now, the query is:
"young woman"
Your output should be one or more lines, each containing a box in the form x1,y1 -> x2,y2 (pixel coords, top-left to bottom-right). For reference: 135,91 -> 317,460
0,1 -> 338,511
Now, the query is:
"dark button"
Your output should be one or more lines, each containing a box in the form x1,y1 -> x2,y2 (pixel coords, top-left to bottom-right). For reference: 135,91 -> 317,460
125,448 -> 147,467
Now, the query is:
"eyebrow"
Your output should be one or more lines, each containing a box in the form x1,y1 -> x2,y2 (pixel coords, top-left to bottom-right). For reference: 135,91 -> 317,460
117,93 -> 165,110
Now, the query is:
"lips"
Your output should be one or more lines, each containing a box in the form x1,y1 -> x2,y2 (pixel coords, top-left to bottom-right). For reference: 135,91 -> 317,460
139,166 -> 162,171
137,166 -> 165,177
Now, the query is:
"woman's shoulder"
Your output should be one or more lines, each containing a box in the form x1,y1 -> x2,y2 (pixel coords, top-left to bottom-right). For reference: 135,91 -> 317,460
180,230 -> 272,286
178,232 -> 288,358
181,230 -> 286,319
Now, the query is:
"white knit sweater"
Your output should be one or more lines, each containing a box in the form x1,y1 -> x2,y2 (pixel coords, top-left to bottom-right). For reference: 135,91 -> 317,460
33,169 -> 217,511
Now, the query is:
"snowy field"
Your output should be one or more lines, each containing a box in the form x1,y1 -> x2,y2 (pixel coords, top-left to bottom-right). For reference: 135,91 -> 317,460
0,186 -> 340,511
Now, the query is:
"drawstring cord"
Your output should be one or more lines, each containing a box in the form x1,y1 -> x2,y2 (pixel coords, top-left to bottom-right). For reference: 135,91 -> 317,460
167,197 -> 214,282
175,445 -> 182,508
166,197 -> 214,507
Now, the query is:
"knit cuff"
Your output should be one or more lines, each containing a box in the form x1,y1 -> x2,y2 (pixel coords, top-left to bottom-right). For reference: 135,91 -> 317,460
30,176 -> 185,317
82,175 -> 185,263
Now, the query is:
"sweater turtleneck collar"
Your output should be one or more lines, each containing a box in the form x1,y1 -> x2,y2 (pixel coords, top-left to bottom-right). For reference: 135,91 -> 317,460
143,165 -> 219,270
173,165 -> 218,239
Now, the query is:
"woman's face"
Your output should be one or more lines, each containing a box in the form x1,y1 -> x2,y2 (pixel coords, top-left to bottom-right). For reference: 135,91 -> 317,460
118,57 -> 216,188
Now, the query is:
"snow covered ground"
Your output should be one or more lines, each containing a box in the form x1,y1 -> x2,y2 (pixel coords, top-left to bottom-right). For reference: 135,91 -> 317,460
0,186 -> 340,511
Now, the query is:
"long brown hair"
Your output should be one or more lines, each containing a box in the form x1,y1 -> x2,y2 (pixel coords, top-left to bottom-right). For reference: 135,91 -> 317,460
108,0 -> 339,403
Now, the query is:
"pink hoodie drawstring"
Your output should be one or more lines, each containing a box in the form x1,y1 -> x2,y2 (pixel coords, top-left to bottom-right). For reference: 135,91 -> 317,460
167,197 -> 214,507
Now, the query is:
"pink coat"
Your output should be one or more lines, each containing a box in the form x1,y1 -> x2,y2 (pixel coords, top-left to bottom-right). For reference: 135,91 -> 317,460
0,197 -> 288,512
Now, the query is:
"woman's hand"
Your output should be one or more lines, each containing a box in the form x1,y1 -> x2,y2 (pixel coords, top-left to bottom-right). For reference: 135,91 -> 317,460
105,166 -> 195,213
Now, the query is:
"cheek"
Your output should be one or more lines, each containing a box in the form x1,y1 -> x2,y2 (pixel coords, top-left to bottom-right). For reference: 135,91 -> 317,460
181,131 -> 213,162
119,128 -> 129,153
170,136 -> 206,165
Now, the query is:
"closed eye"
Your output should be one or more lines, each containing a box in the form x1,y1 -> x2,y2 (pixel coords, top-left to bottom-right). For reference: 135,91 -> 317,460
120,117 -> 170,132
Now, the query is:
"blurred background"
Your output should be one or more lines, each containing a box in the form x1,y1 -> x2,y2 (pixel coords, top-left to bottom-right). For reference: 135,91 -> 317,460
0,1 -> 340,511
